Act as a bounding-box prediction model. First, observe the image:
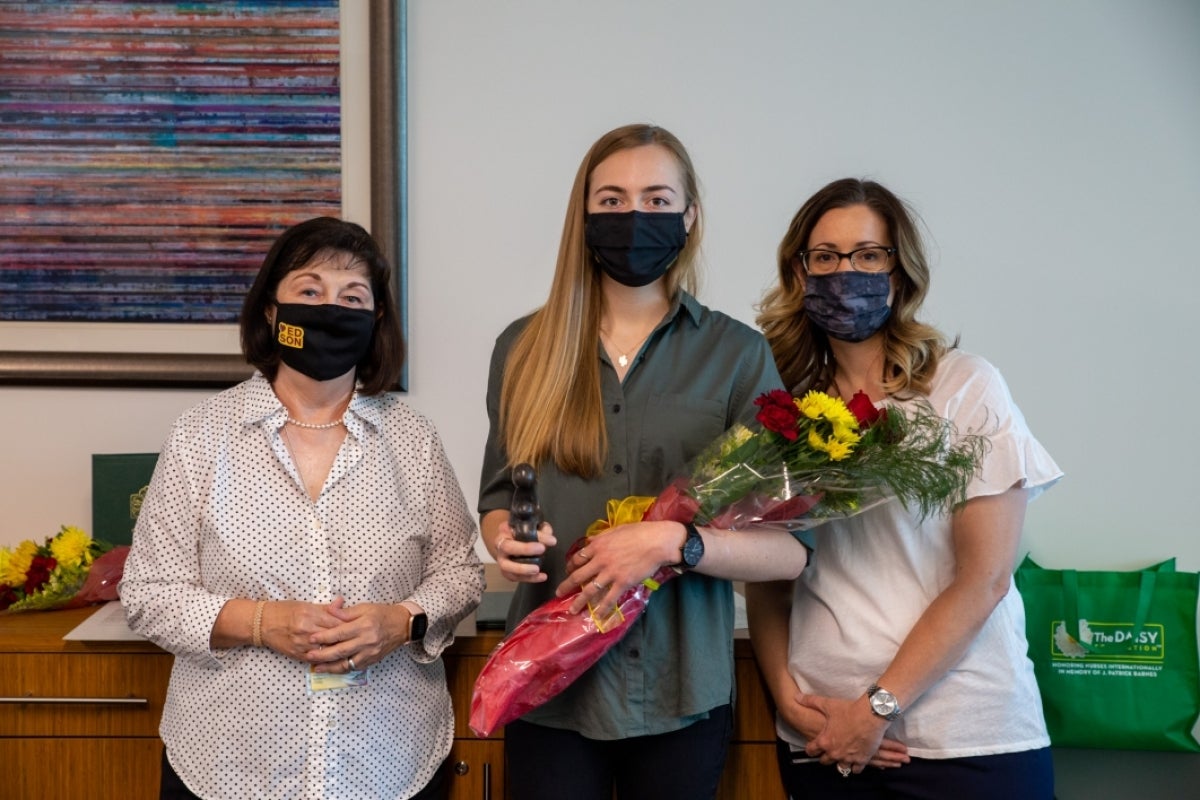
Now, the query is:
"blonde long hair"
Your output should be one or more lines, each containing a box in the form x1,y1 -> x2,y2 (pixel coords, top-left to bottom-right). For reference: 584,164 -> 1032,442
757,178 -> 948,396
500,124 -> 703,477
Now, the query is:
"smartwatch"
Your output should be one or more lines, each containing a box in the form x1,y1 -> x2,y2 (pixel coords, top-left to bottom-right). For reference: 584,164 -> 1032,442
674,522 -> 705,571
867,683 -> 902,721
408,610 -> 428,643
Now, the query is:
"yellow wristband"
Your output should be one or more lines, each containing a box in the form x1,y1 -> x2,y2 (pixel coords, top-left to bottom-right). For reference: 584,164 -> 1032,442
251,600 -> 266,648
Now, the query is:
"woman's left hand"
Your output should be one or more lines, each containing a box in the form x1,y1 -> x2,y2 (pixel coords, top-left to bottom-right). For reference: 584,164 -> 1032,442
305,598 -> 410,673
555,520 -> 679,616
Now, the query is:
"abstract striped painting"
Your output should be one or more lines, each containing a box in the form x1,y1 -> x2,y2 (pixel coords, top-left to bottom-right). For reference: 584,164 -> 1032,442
0,0 -> 341,323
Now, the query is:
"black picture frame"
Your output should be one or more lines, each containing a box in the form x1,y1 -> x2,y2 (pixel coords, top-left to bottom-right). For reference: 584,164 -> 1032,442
0,0 -> 407,390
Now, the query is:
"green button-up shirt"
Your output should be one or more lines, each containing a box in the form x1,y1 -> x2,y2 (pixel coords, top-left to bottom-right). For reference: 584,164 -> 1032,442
479,292 -> 783,740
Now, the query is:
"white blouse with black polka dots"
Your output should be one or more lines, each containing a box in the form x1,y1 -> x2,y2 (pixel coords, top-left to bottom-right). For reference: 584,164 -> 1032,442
120,374 -> 484,800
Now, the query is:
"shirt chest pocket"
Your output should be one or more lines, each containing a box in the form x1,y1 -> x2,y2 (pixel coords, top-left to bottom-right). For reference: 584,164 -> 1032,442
637,393 -> 727,484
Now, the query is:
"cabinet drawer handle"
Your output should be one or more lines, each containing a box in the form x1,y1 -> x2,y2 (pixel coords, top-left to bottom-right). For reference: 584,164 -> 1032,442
0,696 -> 149,705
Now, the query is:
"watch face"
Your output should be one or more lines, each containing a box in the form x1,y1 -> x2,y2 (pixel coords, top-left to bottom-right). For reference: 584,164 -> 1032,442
682,526 -> 704,567
410,612 -> 428,642
870,688 -> 899,719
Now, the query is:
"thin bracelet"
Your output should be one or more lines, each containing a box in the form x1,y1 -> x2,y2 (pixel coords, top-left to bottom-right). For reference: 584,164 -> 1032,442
251,600 -> 266,648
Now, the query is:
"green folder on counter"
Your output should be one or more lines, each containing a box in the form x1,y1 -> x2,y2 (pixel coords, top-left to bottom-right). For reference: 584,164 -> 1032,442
91,453 -> 159,546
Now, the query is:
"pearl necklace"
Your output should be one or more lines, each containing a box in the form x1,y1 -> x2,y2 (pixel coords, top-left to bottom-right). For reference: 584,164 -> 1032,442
286,416 -> 343,430
284,390 -> 355,430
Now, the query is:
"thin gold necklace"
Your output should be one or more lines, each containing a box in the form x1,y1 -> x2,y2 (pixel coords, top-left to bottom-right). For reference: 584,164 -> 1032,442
599,327 -> 656,369
280,426 -> 315,501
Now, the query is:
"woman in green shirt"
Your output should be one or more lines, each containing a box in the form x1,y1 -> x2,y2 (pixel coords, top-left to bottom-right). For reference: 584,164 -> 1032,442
478,123 -> 809,800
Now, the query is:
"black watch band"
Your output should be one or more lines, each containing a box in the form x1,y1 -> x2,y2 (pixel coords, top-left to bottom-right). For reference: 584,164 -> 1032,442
675,522 -> 705,571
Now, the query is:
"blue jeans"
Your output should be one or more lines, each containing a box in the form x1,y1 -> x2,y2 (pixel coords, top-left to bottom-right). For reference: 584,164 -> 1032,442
775,739 -> 1055,800
506,705 -> 733,800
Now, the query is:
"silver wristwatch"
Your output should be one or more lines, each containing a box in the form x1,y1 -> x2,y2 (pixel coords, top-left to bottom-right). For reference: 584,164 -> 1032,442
867,683 -> 902,721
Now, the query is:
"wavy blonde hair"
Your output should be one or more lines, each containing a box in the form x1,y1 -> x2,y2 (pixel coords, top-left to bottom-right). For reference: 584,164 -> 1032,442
500,124 -> 703,477
757,178 -> 949,397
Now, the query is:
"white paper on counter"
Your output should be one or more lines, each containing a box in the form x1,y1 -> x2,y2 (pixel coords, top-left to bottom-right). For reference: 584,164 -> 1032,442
62,600 -> 144,641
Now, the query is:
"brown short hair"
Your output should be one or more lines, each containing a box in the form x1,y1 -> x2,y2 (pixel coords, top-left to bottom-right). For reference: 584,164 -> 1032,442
239,217 -> 405,395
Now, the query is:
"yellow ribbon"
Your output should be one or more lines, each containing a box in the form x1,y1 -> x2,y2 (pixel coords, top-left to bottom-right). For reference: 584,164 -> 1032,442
585,495 -> 657,537
584,495 -> 661,632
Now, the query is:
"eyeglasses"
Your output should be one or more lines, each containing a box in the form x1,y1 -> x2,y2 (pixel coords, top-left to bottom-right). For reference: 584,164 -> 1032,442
798,247 -> 896,275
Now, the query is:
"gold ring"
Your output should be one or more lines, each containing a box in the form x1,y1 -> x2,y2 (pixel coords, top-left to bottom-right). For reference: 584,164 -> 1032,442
837,764 -> 851,778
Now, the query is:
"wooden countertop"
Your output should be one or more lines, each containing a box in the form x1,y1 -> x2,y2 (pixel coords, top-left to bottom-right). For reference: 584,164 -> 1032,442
0,605 -> 162,655
0,595 -> 753,658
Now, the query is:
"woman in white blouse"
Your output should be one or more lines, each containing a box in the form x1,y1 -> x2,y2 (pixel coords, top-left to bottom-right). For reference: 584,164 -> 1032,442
749,179 -> 1061,799
120,217 -> 484,800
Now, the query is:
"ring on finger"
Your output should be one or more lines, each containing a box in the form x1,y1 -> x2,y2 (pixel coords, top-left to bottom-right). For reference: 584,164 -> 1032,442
578,549 -> 591,562
592,580 -> 606,592
837,764 -> 852,778
347,657 -> 357,671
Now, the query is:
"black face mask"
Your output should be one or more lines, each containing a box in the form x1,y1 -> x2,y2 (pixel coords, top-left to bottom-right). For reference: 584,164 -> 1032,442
274,303 -> 375,381
803,271 -> 892,342
585,211 -> 688,287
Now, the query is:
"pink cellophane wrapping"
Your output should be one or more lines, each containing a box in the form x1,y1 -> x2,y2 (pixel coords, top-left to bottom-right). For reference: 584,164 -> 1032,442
467,485 -> 824,737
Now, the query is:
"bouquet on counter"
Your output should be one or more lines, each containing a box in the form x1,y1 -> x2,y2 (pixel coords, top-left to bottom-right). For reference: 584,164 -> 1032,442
0,525 -> 129,612
469,389 -> 987,736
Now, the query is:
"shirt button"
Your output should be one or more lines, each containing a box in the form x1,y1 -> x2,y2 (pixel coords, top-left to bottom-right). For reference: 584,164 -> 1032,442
612,404 -> 622,413
629,648 -> 640,658
613,464 -> 624,474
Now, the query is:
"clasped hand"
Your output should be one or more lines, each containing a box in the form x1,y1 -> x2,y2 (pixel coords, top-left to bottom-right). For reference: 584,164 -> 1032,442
792,691 -> 910,775
260,597 -> 409,673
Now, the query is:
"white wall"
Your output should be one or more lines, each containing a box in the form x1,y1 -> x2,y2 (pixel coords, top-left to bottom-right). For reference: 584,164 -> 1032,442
3,0 -> 1199,578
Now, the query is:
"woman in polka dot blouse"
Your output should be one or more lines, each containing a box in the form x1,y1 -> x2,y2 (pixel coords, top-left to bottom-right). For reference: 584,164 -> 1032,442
120,217 -> 485,800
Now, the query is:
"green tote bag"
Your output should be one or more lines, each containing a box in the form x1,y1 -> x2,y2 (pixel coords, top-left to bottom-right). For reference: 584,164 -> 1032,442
1014,555 -> 1200,751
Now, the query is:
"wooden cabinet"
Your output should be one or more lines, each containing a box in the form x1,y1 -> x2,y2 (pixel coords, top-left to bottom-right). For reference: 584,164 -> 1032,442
0,607 -> 783,799
444,633 -> 505,800
449,629 -> 786,800
725,640 -> 788,800
0,606 -> 170,800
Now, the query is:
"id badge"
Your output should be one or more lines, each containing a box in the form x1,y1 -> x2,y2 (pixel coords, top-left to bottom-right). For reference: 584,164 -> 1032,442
307,665 -> 369,694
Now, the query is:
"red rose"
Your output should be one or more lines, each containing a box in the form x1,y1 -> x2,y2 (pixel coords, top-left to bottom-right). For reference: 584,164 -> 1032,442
754,390 -> 801,441
845,390 -> 884,427
23,554 -> 57,595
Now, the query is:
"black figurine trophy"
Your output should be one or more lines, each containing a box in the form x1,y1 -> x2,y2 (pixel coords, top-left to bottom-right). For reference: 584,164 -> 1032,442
508,462 -> 543,567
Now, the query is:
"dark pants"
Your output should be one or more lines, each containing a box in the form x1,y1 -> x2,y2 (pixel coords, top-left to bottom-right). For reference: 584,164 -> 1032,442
160,749 -> 450,800
775,739 -> 1055,800
505,705 -> 733,800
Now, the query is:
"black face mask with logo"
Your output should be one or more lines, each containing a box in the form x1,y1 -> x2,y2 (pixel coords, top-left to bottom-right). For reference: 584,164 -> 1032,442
274,303 -> 375,381
584,211 -> 688,287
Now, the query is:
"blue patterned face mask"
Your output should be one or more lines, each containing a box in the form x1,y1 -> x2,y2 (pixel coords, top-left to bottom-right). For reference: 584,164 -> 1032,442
803,271 -> 892,342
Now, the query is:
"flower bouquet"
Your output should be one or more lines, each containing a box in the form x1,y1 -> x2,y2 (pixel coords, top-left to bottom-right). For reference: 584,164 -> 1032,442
469,389 -> 986,737
0,526 -> 129,612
